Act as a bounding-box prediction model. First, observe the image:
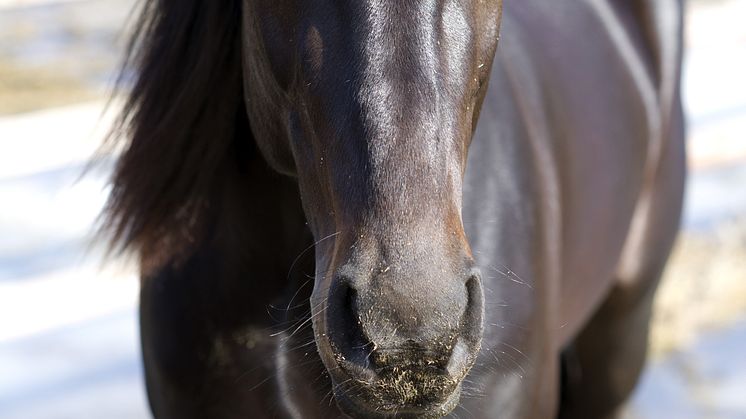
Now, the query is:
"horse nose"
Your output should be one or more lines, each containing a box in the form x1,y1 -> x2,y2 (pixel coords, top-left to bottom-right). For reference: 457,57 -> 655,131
328,267 -> 485,379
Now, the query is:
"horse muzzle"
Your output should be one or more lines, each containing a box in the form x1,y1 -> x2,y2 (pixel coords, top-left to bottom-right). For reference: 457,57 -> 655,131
315,265 -> 485,418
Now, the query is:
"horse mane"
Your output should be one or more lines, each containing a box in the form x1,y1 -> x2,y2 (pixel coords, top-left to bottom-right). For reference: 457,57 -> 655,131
103,0 -> 252,261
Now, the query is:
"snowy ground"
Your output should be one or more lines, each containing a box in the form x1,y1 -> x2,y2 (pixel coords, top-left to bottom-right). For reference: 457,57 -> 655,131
0,103 -> 148,419
0,0 -> 745,418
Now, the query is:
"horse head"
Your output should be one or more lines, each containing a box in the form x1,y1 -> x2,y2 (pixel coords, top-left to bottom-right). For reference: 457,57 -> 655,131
242,1 -> 503,416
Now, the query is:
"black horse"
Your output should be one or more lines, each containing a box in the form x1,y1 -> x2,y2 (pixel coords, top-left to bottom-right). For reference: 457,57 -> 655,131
105,0 -> 685,418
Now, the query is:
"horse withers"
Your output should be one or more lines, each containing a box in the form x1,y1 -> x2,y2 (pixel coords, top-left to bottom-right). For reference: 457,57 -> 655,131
105,0 -> 685,418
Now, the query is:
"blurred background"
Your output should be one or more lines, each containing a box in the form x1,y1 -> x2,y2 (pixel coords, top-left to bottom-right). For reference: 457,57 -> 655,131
0,0 -> 744,418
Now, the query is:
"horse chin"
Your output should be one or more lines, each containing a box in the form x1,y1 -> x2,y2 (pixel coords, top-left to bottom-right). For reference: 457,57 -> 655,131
334,382 -> 462,419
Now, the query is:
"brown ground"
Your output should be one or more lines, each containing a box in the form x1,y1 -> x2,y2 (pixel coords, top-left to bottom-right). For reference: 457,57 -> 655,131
0,60 -> 99,114
650,217 -> 746,357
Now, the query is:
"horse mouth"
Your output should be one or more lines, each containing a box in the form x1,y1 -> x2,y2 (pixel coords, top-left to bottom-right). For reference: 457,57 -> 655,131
334,376 -> 462,419
331,358 -> 463,418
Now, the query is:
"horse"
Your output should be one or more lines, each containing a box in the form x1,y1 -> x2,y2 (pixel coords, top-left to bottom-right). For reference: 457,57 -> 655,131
104,0 -> 685,417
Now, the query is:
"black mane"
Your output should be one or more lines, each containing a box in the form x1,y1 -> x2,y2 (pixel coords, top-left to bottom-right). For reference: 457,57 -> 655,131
104,0 -> 251,258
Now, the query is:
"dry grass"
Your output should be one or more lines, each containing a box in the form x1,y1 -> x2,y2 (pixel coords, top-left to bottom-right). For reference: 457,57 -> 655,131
0,60 -> 99,115
650,217 -> 746,357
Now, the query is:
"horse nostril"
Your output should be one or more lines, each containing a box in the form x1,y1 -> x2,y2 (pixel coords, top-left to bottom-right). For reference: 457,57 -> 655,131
461,269 -> 485,345
328,280 -> 373,366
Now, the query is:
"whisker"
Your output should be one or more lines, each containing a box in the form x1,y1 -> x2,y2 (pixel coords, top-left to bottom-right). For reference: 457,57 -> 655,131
285,231 -> 341,286
285,338 -> 318,352
489,264 -> 533,289
498,341 -> 533,366
269,298 -> 328,338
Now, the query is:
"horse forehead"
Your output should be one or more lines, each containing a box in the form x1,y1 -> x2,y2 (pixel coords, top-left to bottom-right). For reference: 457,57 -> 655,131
294,11 -> 474,179
343,5 -> 474,162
